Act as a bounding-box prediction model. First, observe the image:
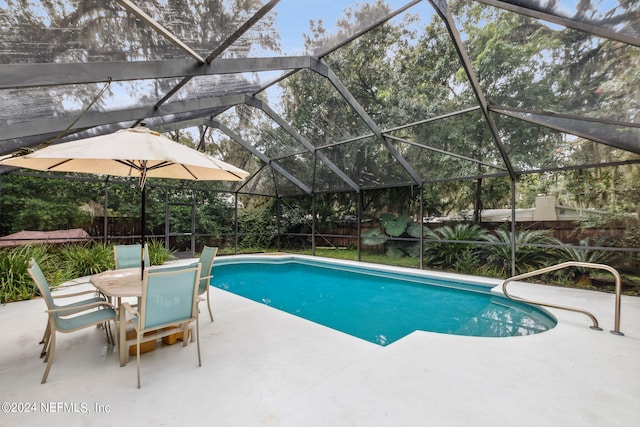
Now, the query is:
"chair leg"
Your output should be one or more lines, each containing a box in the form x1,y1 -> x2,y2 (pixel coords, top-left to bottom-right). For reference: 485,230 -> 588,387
39,322 -> 49,344
136,333 -> 141,389
206,288 -> 214,322
40,323 -> 51,358
42,342 -> 51,363
182,323 -> 190,346
119,308 -> 128,367
111,319 -> 118,349
196,315 -> 201,367
43,335 -> 52,363
104,319 -> 115,346
41,330 -> 55,384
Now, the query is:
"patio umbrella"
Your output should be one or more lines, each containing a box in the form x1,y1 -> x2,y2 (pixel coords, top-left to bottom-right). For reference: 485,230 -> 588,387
0,126 -> 249,276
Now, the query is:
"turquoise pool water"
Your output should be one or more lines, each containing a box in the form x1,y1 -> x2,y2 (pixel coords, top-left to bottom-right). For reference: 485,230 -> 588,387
212,257 -> 556,346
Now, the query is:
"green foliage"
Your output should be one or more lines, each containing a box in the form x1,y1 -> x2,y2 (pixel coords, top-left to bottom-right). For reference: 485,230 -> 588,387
237,198 -> 279,249
2,2 -> 639,303
361,228 -> 388,246
146,239 -> 176,266
404,242 -> 422,259
0,244 -> 51,303
0,240 -> 177,303
279,202 -> 311,233
0,175 -> 239,255
556,243 -> 619,267
406,222 -> 428,239
59,242 -> 114,278
453,250 -> 482,275
314,192 -> 357,225
362,213 -> 412,244
482,229 -> 561,276
552,238 -> 622,286
379,212 -> 396,223
235,198 -> 315,250
381,213 -> 410,237
385,246 -> 405,258
362,213 -> 420,258
0,175 -> 97,235
423,223 -> 487,270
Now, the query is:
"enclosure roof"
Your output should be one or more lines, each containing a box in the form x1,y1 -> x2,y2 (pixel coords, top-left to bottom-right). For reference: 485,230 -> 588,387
1,0 -> 639,196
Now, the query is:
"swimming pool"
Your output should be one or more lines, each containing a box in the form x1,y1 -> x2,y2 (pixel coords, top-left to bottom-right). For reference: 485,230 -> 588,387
212,255 -> 556,346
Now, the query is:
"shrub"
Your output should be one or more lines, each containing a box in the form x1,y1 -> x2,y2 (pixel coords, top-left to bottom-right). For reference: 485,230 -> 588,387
237,201 -> 279,249
482,229 -> 561,276
0,244 -> 52,303
146,239 -> 176,265
0,240 -> 177,303
362,213 -> 427,258
554,238 -> 622,287
59,242 -> 115,278
423,223 -> 487,270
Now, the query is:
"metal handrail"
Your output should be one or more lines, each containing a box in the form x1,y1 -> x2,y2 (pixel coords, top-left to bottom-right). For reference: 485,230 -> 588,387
501,261 -> 623,336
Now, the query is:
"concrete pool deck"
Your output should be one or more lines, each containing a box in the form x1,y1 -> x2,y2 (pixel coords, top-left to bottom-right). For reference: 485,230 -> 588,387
1,254 -> 639,426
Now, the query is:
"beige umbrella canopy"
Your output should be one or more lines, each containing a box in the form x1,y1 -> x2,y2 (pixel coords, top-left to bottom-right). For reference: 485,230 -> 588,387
0,126 -> 249,275
0,127 -> 249,184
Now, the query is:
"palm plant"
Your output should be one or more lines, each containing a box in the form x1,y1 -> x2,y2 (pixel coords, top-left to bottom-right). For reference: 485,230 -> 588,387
481,229 -> 561,276
555,239 -> 621,287
423,223 -> 487,270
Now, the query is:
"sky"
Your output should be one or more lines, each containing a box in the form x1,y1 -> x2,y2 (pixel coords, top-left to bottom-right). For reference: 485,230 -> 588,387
246,0 -> 422,114
274,0 -> 346,54
272,0 -> 415,55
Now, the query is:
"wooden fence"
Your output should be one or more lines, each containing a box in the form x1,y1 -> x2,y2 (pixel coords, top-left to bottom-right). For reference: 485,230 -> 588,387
315,220 -> 632,248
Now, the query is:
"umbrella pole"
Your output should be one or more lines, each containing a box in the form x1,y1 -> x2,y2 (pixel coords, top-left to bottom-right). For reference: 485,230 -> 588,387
141,185 -> 146,280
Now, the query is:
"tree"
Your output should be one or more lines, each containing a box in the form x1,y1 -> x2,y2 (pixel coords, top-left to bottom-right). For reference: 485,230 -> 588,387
0,1 -> 279,146
281,1 -> 420,191
0,175 -> 99,234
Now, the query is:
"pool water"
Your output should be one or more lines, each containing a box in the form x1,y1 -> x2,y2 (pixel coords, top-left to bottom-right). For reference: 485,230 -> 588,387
212,259 -> 556,346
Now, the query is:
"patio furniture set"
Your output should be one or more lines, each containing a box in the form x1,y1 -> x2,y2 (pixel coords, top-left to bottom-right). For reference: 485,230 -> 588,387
28,244 -> 218,388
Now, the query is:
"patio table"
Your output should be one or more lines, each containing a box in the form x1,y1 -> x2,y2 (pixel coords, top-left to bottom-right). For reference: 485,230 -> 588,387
90,268 -> 143,366
91,263 -> 197,366
90,267 -> 143,301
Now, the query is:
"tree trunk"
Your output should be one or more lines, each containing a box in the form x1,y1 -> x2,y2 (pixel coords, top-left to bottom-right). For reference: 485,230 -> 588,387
473,178 -> 482,224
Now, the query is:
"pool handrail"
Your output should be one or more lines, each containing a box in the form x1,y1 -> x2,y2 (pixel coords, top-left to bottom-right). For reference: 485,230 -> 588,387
501,261 -> 623,336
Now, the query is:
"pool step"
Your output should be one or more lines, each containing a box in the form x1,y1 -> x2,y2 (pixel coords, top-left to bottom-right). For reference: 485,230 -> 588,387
454,301 -> 551,337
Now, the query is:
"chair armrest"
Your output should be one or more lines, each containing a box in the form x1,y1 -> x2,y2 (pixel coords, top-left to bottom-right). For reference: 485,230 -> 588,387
121,302 -> 139,318
50,289 -> 103,299
47,300 -> 115,313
